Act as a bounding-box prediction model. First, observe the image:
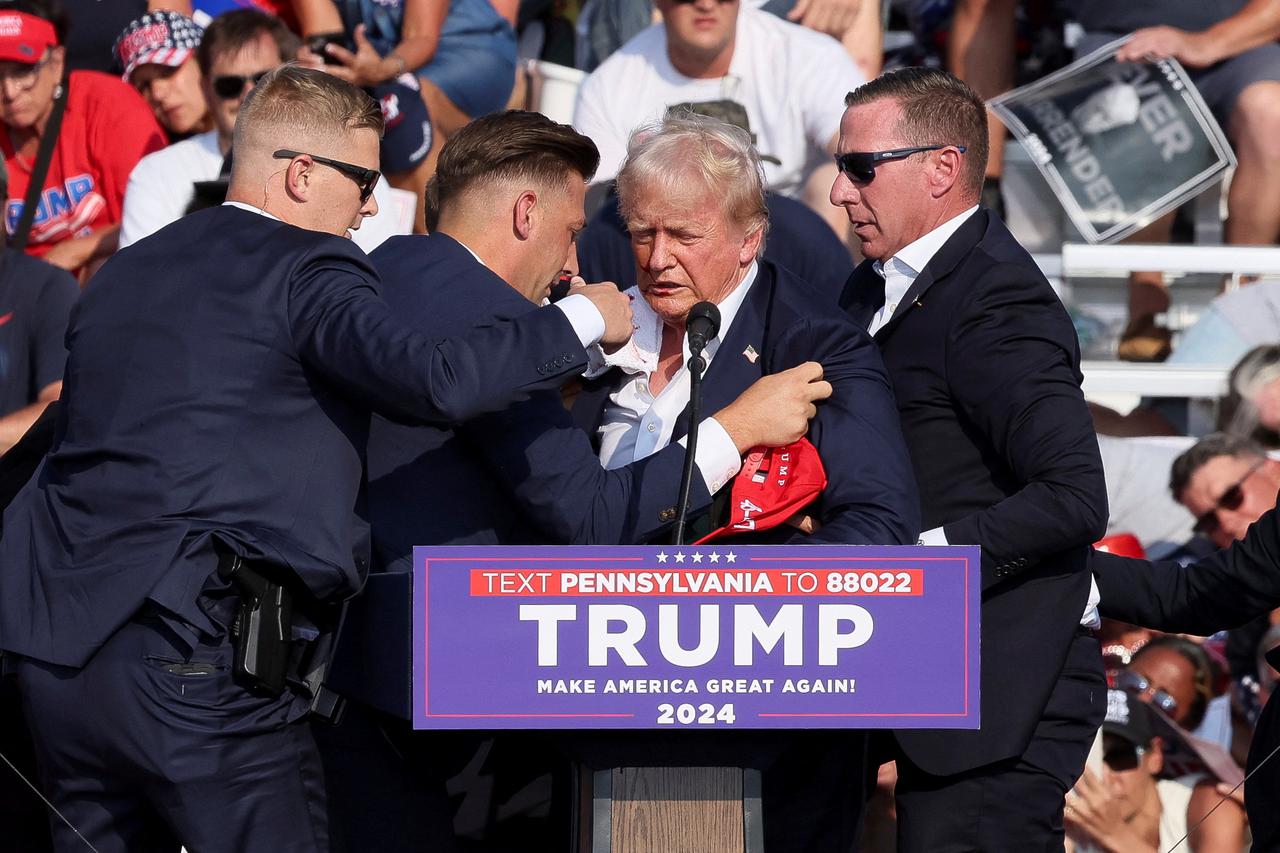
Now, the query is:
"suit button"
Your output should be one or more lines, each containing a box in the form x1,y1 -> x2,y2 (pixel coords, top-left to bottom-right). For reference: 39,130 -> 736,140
659,507 -> 676,522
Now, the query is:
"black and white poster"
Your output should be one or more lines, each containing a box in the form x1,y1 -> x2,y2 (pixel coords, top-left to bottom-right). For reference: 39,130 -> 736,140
990,38 -> 1236,244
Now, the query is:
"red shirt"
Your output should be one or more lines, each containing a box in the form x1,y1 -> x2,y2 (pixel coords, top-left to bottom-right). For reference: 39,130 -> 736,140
1,70 -> 166,259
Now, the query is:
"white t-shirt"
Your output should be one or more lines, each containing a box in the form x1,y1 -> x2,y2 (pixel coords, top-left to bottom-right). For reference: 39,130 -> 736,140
573,5 -> 863,197
118,130 -> 404,254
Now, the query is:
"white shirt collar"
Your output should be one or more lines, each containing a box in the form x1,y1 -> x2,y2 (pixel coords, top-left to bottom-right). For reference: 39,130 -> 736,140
586,260 -> 759,378
873,205 -> 978,281
222,200 -> 281,222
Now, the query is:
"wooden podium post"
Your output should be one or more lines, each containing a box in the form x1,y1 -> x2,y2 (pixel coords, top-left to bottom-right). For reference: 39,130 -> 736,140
580,767 -> 763,853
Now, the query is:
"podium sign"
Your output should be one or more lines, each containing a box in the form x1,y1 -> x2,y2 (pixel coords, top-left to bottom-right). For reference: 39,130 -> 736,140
412,545 -> 979,730
990,38 -> 1235,243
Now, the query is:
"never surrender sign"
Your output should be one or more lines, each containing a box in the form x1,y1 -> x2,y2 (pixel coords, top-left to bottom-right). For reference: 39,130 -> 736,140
412,545 -> 979,730
990,38 -> 1235,243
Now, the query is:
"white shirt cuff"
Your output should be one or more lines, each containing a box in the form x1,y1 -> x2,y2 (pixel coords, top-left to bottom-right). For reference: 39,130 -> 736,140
1080,575 -> 1101,629
918,526 -> 949,546
554,293 -> 606,348
678,417 -> 742,494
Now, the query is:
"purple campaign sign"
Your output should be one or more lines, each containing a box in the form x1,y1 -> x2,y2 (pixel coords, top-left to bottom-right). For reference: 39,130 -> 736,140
413,545 -> 980,730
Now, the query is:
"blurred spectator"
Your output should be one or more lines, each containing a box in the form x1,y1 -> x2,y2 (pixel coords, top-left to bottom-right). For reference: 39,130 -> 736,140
118,8 -> 402,251
113,9 -> 211,141
1121,636 -> 1216,732
292,0 -> 517,231
63,0 -> 193,73
1065,688 -> 1247,853
0,156 -> 77,454
581,0 -> 883,79
1222,343 -> 1280,439
572,0 -> 862,229
1071,1 -> 1280,360
946,0 -> 1015,215
0,0 -> 166,278
1168,431 -> 1280,551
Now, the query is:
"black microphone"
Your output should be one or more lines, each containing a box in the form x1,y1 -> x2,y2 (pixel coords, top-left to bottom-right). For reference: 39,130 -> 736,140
673,301 -> 721,545
686,301 -> 721,357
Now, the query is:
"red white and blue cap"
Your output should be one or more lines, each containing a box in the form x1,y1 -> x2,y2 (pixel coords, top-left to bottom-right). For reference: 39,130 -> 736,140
114,11 -> 203,83
0,11 -> 58,64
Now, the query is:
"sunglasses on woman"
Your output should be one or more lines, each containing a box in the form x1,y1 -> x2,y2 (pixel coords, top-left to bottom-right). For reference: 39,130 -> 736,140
834,145 -> 966,184
1113,670 -> 1178,716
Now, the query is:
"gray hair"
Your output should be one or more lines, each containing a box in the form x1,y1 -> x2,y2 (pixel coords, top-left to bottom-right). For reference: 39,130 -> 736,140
1169,431 -> 1269,501
616,112 -> 769,248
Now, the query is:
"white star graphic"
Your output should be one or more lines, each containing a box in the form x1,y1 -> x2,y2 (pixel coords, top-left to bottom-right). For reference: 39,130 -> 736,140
691,552 -> 704,563
708,551 -> 720,563
656,551 -> 668,564
724,551 -> 737,563
674,552 -> 686,563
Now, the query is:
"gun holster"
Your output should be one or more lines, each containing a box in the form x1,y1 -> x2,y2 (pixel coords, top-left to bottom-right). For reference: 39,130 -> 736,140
216,553 -> 347,721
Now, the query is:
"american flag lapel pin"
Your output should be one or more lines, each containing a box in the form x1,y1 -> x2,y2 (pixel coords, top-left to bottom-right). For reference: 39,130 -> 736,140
743,344 -> 759,364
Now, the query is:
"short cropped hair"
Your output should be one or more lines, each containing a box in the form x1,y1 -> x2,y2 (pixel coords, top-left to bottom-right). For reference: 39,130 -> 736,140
424,110 -> 599,231
616,112 -> 768,243
234,65 -> 382,155
1168,431 -> 1268,501
196,8 -> 299,76
845,67 -> 988,198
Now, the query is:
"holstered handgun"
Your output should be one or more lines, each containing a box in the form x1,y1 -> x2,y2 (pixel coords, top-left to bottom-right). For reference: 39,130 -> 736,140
219,554 -> 293,697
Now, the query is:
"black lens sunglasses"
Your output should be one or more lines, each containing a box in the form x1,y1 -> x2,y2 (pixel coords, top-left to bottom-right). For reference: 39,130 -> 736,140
835,145 -> 967,184
212,70 -> 270,100
1192,459 -> 1265,536
273,149 -> 380,204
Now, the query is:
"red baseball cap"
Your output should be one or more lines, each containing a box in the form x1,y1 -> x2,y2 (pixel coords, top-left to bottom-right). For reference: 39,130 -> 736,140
696,437 -> 827,544
1094,533 -> 1146,559
0,11 -> 57,65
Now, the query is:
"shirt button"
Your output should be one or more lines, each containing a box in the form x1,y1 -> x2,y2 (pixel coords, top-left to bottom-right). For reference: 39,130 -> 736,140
647,423 -> 656,432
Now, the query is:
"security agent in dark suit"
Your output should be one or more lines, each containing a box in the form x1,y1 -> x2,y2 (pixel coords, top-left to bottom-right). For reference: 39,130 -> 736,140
1091,502 -> 1280,847
320,111 -> 832,852
834,67 -> 1109,851
0,67 -> 636,853
569,113 -> 919,853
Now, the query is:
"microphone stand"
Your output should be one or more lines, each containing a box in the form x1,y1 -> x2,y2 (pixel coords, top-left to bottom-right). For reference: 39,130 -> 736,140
673,346 -> 707,546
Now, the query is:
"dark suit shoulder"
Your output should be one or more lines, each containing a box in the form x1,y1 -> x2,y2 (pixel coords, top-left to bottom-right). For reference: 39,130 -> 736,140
370,233 -> 532,328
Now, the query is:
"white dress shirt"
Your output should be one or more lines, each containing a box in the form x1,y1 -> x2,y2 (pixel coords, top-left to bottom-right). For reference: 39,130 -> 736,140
588,267 -> 757,494
872,205 -> 1100,628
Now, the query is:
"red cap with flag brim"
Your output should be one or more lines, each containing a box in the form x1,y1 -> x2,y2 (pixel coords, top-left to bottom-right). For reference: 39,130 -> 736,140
695,437 -> 827,544
0,12 -> 57,65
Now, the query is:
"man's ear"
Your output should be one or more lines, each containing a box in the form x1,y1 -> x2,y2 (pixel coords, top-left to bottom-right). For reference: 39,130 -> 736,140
929,147 -> 964,198
1148,737 -> 1165,776
739,224 -> 764,265
514,189 -> 538,241
282,156 -> 313,202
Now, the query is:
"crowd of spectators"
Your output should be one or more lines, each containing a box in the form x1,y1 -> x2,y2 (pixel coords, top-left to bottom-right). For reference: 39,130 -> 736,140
0,0 -> 1278,851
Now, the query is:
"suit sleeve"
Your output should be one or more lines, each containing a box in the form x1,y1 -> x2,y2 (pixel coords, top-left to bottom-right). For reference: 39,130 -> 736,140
772,318 -> 920,545
461,390 -> 710,544
941,262 -> 1109,590
1093,506 -> 1280,635
287,250 -> 589,425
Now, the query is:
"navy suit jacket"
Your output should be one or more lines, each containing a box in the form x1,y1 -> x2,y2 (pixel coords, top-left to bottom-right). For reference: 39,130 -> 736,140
841,209 -> 1108,775
0,206 -> 591,667
1092,508 -> 1280,847
574,259 -> 919,548
366,232 -> 710,562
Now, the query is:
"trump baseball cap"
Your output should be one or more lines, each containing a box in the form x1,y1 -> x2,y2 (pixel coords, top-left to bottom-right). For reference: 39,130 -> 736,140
0,11 -> 57,64
1103,688 -> 1156,746
114,11 -> 203,83
695,437 -> 826,544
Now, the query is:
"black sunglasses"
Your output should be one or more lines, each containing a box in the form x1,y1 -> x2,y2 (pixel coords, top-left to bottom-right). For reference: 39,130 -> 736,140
1102,741 -> 1147,773
834,145 -> 966,183
1114,670 -> 1179,716
1192,459 -> 1265,536
212,70 -> 270,100
273,149 -> 380,203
